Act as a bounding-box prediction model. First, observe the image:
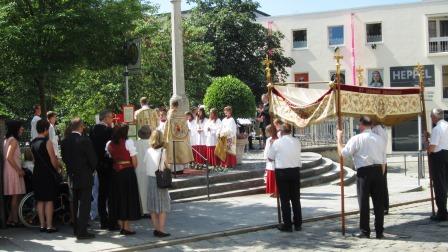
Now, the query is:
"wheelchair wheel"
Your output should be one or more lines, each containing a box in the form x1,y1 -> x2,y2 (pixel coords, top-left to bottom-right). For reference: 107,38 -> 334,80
18,192 -> 40,228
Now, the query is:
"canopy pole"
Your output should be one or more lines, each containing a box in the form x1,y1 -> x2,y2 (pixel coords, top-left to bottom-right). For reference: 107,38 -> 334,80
334,48 -> 345,236
416,64 -> 435,216
265,54 -> 282,225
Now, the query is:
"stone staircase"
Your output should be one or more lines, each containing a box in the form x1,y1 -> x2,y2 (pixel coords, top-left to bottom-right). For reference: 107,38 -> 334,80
170,152 -> 355,203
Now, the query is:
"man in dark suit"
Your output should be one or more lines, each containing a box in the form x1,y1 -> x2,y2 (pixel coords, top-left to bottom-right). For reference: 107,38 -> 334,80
90,110 -> 117,230
61,118 -> 98,240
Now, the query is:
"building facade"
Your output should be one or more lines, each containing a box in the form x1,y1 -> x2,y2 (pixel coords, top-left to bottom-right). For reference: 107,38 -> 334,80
257,0 -> 448,153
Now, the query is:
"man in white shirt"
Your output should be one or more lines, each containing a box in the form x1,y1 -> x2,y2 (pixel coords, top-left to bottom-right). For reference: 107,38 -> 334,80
372,122 -> 389,214
268,123 -> 302,232
337,116 -> 386,239
427,108 -> 448,221
47,111 -> 59,157
30,104 -> 42,141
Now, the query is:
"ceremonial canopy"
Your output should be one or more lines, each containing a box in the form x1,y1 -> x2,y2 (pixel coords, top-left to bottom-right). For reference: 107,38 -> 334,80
270,84 -> 422,127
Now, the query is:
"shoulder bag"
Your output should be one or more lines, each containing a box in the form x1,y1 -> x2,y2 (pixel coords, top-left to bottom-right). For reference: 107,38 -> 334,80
155,149 -> 172,189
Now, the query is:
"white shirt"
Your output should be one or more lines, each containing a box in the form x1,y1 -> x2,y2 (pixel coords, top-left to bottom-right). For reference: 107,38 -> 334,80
195,118 -> 208,146
105,139 -> 138,157
144,148 -> 166,177
219,117 -> 237,139
49,123 -> 59,157
268,134 -> 301,169
372,125 -> 387,164
157,121 -> 166,132
187,120 -> 197,146
205,119 -> 222,147
341,129 -> 386,169
31,115 -> 41,140
264,137 -> 275,170
430,119 -> 448,153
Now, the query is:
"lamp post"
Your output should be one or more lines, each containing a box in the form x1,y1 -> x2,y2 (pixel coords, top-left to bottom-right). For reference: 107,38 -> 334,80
170,0 -> 189,112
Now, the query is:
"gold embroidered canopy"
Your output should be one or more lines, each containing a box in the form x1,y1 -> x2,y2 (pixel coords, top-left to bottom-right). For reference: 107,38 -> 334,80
270,84 -> 422,127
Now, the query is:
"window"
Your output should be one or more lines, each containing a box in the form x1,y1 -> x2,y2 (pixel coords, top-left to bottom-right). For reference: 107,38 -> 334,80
328,26 -> 344,46
293,30 -> 307,49
366,23 -> 382,43
392,119 -> 418,151
428,18 -> 448,53
443,66 -> 448,98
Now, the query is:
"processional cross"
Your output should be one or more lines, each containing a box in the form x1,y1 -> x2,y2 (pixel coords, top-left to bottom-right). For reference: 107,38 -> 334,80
263,55 -> 273,84
356,66 -> 364,86
415,64 -> 425,89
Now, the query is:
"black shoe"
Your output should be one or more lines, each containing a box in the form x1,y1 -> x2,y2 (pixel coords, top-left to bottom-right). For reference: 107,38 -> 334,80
77,232 -> 95,240
352,232 -> 370,238
120,229 -> 136,235
46,227 -> 58,233
294,225 -> 302,231
430,215 -> 447,222
155,231 -> 171,238
384,209 -> 389,215
40,227 -> 47,232
153,230 -> 159,237
277,224 -> 293,232
376,233 -> 384,239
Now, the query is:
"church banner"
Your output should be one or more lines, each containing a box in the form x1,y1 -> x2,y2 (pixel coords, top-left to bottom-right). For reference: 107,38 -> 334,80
270,84 -> 422,128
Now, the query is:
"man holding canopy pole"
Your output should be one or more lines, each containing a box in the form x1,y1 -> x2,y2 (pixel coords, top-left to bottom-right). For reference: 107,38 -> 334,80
337,116 -> 386,239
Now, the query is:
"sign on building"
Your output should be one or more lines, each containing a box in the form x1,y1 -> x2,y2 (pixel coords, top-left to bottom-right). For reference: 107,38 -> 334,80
390,65 -> 435,87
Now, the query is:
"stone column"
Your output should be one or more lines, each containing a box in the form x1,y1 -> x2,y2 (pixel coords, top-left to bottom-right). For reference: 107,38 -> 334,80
170,0 -> 189,112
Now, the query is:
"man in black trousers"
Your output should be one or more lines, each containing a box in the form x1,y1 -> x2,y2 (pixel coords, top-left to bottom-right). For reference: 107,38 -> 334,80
427,108 -> 448,221
61,118 -> 98,240
90,110 -> 118,230
268,123 -> 302,232
338,116 -> 386,239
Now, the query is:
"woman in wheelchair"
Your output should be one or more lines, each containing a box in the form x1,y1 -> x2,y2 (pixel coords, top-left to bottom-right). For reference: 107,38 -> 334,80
30,119 -> 62,233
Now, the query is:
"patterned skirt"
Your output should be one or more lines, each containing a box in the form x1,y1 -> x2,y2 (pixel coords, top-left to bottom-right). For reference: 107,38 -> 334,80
147,176 -> 171,214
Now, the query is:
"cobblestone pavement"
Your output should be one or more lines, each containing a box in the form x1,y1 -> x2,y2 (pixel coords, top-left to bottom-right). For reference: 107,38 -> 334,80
155,202 -> 448,252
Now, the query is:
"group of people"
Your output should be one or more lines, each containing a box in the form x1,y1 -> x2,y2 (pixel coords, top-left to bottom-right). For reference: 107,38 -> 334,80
263,114 -> 391,237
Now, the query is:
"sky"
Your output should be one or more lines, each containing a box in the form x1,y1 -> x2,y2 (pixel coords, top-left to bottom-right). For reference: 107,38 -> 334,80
150,0 -> 421,16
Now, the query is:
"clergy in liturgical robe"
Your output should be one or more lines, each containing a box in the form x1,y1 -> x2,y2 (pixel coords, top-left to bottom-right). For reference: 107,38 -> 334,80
135,97 -> 159,132
163,98 -> 194,165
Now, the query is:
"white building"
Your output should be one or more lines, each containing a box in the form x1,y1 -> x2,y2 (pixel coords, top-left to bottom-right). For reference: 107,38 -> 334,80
257,0 -> 448,153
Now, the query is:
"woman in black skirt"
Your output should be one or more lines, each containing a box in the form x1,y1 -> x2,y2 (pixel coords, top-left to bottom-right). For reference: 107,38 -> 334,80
106,124 -> 141,235
31,119 -> 62,233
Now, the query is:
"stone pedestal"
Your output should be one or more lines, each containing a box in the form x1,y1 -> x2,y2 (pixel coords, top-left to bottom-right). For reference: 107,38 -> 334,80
236,137 -> 249,165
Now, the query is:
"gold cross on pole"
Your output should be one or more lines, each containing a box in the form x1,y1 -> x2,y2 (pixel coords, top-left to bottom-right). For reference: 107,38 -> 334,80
356,66 -> 364,86
415,63 -> 425,88
334,48 -> 344,84
263,55 -> 273,84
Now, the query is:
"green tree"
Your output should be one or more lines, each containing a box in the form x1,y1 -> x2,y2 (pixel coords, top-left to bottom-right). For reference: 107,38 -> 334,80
188,0 -> 295,99
0,0 -> 150,115
203,75 -> 256,119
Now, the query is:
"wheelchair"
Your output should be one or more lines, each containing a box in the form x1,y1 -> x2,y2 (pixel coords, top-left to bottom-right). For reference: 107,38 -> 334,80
18,168 -> 71,228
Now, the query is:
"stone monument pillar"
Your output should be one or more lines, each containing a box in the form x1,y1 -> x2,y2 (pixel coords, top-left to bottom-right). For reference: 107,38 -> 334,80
170,0 -> 189,112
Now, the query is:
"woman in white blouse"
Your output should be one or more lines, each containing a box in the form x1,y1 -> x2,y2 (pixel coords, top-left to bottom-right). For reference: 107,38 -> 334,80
205,108 -> 221,167
144,130 -> 171,238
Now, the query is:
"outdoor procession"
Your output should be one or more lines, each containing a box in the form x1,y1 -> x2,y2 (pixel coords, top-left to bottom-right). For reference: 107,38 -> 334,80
1,0 -> 448,251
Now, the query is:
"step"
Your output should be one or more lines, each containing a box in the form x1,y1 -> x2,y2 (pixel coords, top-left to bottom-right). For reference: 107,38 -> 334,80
171,169 -> 265,189
300,157 -> 333,178
170,177 -> 265,200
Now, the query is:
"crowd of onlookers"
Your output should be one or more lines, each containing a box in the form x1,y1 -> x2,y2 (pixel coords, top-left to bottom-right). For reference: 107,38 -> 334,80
1,97 -> 241,240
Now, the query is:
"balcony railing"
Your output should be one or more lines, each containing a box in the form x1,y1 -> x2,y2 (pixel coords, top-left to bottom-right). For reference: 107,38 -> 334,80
293,118 -> 353,147
367,34 -> 382,43
429,36 -> 448,53
293,40 -> 307,49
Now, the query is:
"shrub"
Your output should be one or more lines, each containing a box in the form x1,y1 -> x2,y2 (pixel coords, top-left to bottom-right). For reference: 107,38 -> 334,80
203,75 -> 256,119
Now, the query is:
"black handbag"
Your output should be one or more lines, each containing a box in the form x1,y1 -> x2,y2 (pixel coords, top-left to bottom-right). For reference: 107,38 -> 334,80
155,149 -> 172,189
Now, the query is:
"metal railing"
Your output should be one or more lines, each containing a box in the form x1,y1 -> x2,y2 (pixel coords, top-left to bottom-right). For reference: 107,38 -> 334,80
172,140 -> 210,201
293,118 -> 352,147
386,151 -> 427,187
429,36 -> 448,53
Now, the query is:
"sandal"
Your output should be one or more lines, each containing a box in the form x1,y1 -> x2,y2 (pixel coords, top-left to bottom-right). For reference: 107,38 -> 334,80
46,227 -> 58,233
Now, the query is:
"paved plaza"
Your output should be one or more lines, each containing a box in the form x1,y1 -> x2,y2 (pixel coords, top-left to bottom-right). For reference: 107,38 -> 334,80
158,202 -> 448,252
0,158 -> 434,252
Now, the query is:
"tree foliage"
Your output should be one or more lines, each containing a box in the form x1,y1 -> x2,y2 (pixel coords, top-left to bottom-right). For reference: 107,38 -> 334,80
188,0 -> 294,99
0,0 -> 150,114
203,75 -> 256,119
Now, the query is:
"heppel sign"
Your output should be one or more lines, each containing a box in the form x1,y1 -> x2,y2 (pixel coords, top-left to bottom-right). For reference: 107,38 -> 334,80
390,65 -> 435,87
